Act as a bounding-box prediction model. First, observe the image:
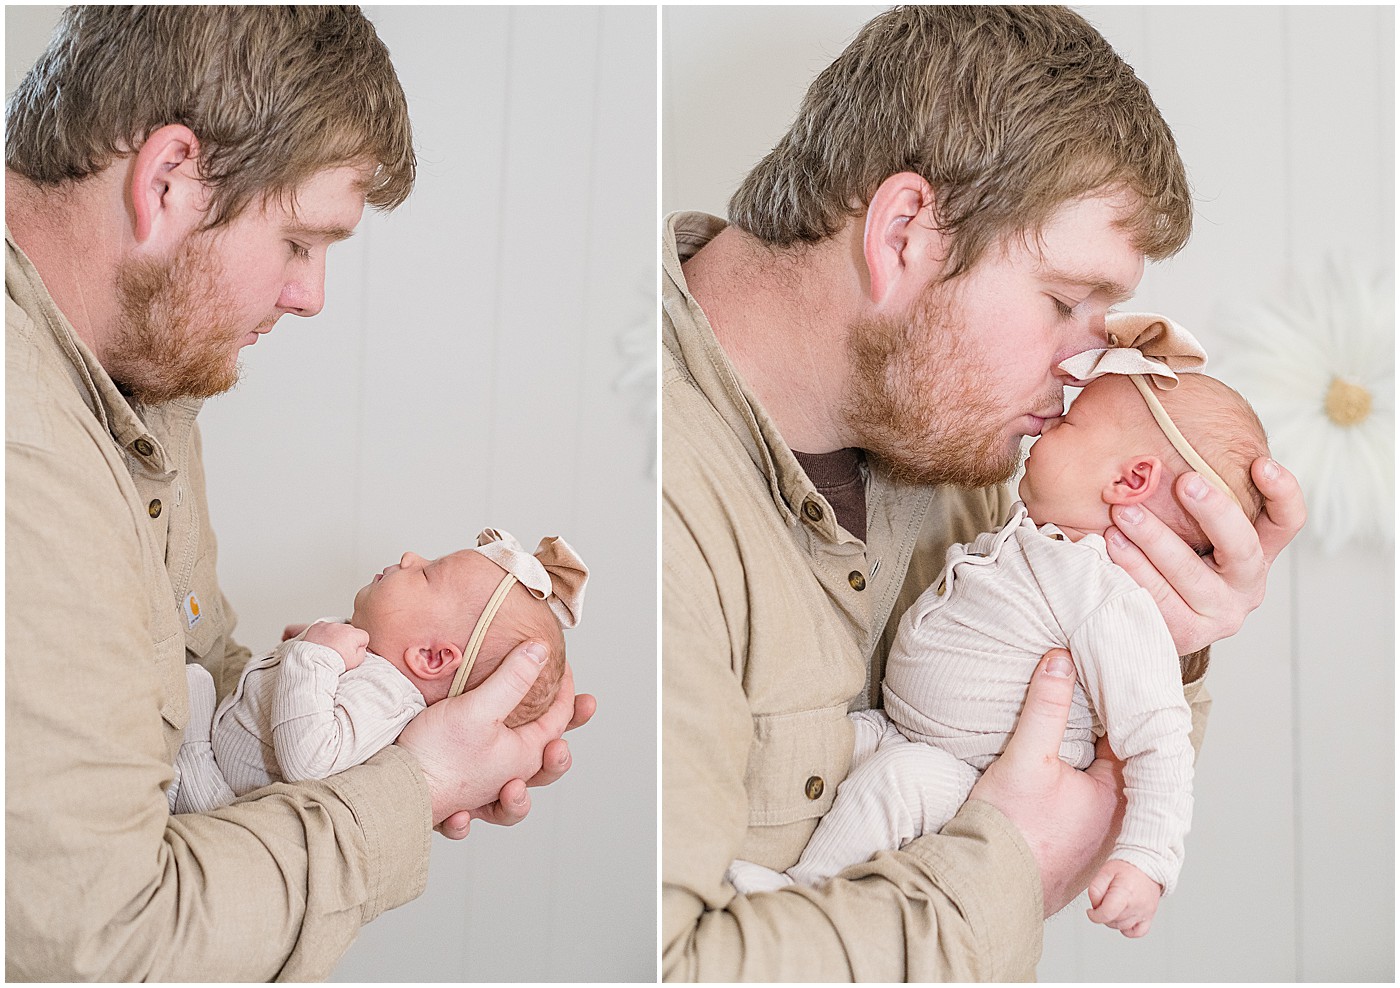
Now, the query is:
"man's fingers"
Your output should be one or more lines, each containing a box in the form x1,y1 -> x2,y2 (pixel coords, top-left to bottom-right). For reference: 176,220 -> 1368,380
1002,650 -> 1078,766
467,639 -> 550,721
1251,456 -> 1307,564
469,780 -> 532,826
1110,499 -> 1222,611
436,811 -> 472,840
526,738 -> 572,788
1173,473 -> 1267,599
568,693 -> 597,731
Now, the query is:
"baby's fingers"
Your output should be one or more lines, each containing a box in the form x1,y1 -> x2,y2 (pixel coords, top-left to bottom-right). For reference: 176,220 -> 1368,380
1086,875 -> 1130,926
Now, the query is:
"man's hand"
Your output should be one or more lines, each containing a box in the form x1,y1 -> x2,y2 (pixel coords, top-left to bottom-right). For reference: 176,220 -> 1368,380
396,641 -> 593,836
303,621 -> 368,670
1086,858 -> 1161,938
970,649 -> 1125,917
1106,457 -> 1306,653
434,669 -> 596,839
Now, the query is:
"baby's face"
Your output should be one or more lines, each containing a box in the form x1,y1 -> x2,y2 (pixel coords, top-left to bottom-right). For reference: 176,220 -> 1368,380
350,549 -> 501,656
1018,376 -> 1139,529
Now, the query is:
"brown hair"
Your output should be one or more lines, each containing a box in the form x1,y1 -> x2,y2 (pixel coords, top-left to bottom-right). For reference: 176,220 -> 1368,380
729,5 -> 1191,277
6,6 -> 415,225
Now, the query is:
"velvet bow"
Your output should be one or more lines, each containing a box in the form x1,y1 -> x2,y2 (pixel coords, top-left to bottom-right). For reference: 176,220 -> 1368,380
472,528 -> 588,628
1057,311 -> 1208,390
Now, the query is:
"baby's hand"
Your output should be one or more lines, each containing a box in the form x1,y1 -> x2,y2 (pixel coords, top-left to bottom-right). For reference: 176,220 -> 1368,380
1086,859 -> 1162,938
303,621 -> 369,671
282,622 -> 311,642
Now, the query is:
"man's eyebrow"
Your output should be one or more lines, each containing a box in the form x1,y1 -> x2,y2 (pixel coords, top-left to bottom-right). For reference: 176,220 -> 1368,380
1042,266 -> 1135,305
286,223 -> 356,244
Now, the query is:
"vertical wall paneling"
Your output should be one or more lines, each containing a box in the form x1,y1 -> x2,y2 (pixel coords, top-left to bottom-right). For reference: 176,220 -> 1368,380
1283,7 -> 1396,981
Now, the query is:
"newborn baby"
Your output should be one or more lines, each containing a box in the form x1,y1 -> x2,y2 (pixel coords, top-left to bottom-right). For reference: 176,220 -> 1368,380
169,529 -> 587,813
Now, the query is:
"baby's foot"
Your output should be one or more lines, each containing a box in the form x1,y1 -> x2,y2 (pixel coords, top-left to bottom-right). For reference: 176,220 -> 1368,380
726,859 -> 795,895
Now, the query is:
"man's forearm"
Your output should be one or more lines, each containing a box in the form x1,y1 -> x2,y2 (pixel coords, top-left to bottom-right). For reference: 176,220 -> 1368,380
662,800 -> 1042,982
6,740 -> 431,982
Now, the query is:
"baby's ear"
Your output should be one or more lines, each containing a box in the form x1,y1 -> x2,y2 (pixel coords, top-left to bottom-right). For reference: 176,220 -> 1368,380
1102,456 -> 1163,505
403,641 -> 463,681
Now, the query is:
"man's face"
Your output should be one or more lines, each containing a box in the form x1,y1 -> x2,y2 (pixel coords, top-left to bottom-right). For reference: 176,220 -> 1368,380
843,193 -> 1145,488
108,165 -> 369,404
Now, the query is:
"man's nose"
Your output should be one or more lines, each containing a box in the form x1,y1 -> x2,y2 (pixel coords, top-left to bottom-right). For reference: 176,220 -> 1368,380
1053,316 -> 1109,384
279,256 -> 326,317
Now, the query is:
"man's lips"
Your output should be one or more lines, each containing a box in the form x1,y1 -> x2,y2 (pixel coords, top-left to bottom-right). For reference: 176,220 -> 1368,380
1023,409 -> 1063,437
241,320 -> 280,347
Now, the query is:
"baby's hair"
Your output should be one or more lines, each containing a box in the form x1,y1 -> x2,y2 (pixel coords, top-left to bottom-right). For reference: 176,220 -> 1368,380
1147,374 -> 1270,553
460,583 -> 567,728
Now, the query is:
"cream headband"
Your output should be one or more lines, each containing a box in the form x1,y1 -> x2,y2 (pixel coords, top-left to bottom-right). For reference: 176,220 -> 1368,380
447,529 -> 589,699
1057,312 -> 1242,509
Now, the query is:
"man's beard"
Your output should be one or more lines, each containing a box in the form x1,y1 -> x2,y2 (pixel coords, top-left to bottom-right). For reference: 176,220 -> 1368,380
842,282 -> 1037,489
109,234 -> 250,405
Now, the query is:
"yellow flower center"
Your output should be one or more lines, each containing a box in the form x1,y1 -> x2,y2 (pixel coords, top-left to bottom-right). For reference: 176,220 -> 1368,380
1324,376 -> 1372,427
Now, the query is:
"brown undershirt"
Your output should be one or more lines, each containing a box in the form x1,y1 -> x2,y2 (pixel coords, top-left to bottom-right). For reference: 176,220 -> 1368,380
793,447 -> 867,543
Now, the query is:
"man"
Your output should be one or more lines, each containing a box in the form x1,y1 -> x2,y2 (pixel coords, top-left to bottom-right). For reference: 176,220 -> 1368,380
662,7 -> 1304,981
5,8 -> 590,980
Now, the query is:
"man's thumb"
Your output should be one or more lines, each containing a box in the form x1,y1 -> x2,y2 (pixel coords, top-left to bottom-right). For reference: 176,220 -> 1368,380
463,639 -> 549,718
1002,649 -> 1076,764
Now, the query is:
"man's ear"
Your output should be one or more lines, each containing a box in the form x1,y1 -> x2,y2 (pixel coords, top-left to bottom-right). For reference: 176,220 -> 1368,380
862,171 -> 949,307
128,123 -> 207,247
402,641 -> 463,681
1102,456 -> 1164,505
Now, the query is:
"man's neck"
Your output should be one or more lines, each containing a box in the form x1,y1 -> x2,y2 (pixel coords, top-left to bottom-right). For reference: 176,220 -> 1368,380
6,168 -> 126,360
681,223 -> 863,454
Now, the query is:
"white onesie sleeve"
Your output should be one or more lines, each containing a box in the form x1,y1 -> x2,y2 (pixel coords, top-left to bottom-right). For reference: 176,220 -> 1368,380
270,641 -> 427,783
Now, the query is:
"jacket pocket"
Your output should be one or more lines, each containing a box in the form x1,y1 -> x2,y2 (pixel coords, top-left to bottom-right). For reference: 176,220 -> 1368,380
745,703 -> 853,827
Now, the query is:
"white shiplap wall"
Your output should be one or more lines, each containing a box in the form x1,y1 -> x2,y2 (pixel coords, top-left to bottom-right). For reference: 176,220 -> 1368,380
663,5 -> 1394,982
6,5 -> 657,982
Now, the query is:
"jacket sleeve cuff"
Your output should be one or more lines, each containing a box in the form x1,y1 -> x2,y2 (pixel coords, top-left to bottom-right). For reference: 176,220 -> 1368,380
902,798 -> 1043,981
322,745 -> 433,922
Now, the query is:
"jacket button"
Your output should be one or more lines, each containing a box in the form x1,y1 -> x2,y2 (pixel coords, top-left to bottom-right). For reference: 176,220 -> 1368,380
148,499 -> 162,519
133,438 -> 154,457
802,500 -> 823,523
848,571 -> 866,591
804,775 -> 825,800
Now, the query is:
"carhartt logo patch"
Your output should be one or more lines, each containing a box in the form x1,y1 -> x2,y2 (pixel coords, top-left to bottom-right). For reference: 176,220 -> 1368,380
183,591 -> 203,630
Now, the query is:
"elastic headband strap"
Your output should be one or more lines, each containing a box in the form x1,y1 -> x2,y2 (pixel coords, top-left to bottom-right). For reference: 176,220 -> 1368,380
1128,374 -> 1242,509
447,573 -> 518,698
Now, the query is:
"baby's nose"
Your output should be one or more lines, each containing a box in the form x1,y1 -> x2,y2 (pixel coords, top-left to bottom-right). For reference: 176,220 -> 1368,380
400,551 -> 424,568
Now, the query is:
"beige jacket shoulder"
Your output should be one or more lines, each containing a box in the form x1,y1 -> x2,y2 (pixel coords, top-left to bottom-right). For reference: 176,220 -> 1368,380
5,232 -> 431,981
662,213 -> 1044,982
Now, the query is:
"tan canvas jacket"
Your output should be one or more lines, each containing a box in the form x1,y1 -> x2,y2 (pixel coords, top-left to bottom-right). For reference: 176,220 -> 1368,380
661,212 -> 1212,982
5,231 -> 431,981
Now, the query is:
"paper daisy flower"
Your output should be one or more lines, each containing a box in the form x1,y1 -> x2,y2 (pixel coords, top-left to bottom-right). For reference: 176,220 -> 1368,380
1209,261 -> 1393,552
